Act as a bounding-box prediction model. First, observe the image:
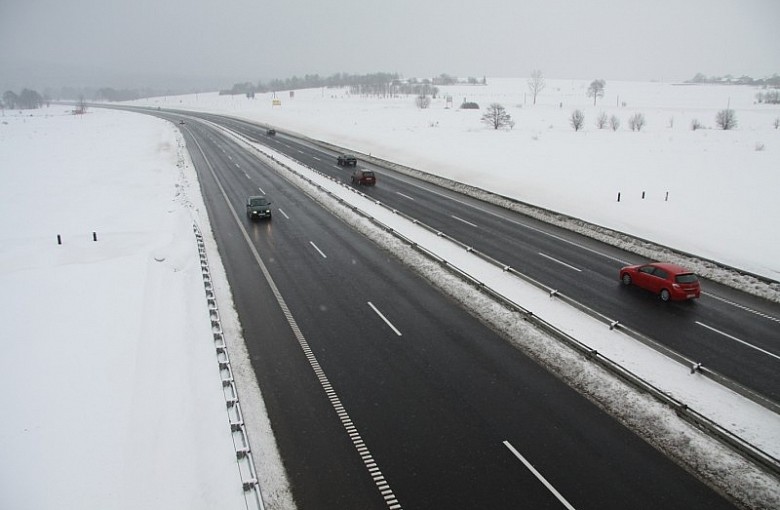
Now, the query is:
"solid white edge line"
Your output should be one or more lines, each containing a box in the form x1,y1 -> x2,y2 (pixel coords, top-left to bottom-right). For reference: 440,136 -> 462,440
538,252 -> 582,272
695,321 -> 780,361
367,302 -> 402,336
503,441 -> 576,510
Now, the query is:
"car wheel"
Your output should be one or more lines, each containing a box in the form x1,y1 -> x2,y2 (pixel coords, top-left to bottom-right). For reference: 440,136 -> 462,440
660,289 -> 671,302
621,273 -> 632,286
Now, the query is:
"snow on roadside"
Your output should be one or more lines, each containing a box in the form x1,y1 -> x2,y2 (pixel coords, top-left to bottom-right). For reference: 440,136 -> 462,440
0,106 -> 254,509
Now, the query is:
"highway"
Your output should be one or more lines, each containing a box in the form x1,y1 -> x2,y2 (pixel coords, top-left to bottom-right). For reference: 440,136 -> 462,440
146,111 -> 746,509
189,111 -> 780,403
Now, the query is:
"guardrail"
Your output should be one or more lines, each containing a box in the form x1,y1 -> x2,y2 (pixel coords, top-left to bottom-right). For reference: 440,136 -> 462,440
229,136 -> 780,477
194,224 -> 265,510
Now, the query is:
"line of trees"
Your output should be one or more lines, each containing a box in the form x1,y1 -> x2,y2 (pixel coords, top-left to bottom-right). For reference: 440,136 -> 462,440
221,72 -> 485,97
3,89 -> 46,109
688,72 -> 780,87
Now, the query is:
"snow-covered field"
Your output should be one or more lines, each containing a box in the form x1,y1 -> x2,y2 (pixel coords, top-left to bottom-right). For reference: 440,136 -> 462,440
0,108 -> 251,509
2,76 -> 779,509
135,78 -> 780,287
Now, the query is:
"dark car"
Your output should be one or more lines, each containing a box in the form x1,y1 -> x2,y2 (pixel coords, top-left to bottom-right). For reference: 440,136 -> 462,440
351,169 -> 376,186
337,154 -> 358,166
620,262 -> 700,301
266,128 -> 276,136
246,195 -> 272,220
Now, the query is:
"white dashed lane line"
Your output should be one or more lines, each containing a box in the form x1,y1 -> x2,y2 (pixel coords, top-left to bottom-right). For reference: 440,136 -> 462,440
695,321 -> 780,361
503,441 -> 576,510
310,241 -> 327,259
368,302 -> 402,336
538,252 -> 582,272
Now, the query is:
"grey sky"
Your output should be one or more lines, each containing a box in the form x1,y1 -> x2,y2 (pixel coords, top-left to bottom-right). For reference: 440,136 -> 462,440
2,0 -> 778,91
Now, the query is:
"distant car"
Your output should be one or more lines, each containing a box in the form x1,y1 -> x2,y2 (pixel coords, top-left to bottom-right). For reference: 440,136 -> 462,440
266,128 -> 276,136
178,120 -> 185,125
350,169 -> 376,186
246,195 -> 272,220
619,262 -> 700,302
337,154 -> 358,166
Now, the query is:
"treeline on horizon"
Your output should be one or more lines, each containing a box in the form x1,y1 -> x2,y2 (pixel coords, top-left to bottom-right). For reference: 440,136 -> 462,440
220,72 -> 488,97
687,72 -> 780,87
4,71 -> 780,109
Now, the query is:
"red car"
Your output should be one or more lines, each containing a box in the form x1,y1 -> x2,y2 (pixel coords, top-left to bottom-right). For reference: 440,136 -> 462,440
350,169 -> 376,186
619,262 -> 701,302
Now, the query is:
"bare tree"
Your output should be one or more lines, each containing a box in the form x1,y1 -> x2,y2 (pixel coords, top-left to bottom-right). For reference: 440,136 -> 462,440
415,94 -> 431,109
570,109 -> 585,131
587,79 -> 606,106
715,109 -> 737,130
609,115 -> 620,131
481,103 -> 513,130
628,113 -> 646,131
75,95 -> 88,115
691,119 -> 703,131
527,70 -> 545,105
774,117 -> 779,129
595,112 -> 608,129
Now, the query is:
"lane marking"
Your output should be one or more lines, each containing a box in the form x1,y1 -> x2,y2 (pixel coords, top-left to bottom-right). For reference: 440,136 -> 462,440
503,441 -> 576,510
396,192 -> 415,201
368,302 -> 402,336
277,208 -> 290,219
190,133 -> 403,509
257,186 -> 266,195
539,252 -> 582,272
451,215 -> 479,228
704,292 -> 780,323
695,321 -> 780,361
402,181 -> 628,264
310,241 -> 327,258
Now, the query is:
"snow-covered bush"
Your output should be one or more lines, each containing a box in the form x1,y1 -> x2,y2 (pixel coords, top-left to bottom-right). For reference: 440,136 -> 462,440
715,109 -> 738,130
595,112 -> 608,129
570,109 -> 585,131
628,113 -> 646,131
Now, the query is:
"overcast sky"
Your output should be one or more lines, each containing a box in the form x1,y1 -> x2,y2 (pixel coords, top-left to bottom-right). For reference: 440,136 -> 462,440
2,0 -> 779,91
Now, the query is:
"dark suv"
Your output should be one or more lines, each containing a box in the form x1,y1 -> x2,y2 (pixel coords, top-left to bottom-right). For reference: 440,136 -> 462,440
351,169 -> 376,186
246,196 -> 272,220
337,154 -> 358,166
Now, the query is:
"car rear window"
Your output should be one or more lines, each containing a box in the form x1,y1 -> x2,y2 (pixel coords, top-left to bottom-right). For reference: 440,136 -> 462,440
675,273 -> 698,284
363,171 -> 375,177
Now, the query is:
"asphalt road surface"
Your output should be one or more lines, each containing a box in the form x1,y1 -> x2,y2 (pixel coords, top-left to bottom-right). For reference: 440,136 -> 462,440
143,111 -> 747,509
186,110 -> 780,403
